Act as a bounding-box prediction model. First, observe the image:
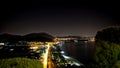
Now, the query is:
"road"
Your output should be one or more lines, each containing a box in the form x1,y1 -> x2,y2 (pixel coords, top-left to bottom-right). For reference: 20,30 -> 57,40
43,41 -> 85,68
43,43 -> 56,68
47,47 -> 55,68
43,43 -> 64,68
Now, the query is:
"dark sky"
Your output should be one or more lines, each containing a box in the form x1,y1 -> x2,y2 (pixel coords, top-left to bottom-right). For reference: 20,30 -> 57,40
0,2 -> 120,37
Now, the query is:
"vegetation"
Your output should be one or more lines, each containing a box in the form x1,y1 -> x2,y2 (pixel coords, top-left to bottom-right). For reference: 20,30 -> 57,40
89,26 -> 120,68
0,58 -> 43,68
95,26 -> 120,44
92,41 -> 120,68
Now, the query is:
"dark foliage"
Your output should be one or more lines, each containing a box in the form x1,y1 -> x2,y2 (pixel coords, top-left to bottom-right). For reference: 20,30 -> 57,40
89,26 -> 120,68
95,26 -> 120,44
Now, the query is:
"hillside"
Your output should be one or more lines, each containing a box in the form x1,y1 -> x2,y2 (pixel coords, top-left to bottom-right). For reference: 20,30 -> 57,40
0,32 -> 54,42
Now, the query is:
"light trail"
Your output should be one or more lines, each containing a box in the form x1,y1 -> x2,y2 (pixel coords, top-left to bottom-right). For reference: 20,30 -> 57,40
43,43 -> 50,68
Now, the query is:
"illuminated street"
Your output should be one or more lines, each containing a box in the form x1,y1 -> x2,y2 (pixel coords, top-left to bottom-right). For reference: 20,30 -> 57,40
42,41 -> 86,68
43,43 -> 50,68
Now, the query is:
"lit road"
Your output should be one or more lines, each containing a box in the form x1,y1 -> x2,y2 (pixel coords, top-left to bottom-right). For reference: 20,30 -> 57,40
43,42 -> 60,68
45,43 -> 56,68
43,43 -> 55,68
42,41 -> 85,68
43,43 -> 50,68
47,47 -> 55,68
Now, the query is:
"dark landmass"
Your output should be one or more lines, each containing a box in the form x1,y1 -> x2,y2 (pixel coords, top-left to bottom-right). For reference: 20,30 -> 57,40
0,32 -> 54,42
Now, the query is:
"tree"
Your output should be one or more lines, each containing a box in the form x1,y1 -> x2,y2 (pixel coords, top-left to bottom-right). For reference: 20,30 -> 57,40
89,26 -> 120,68
95,26 -> 120,44
92,41 -> 120,68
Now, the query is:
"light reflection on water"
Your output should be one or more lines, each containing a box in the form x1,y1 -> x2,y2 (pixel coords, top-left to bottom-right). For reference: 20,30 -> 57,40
59,40 -> 95,65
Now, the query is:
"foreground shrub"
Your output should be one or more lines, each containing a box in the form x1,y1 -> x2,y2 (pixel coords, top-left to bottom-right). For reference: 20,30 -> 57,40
0,58 -> 43,68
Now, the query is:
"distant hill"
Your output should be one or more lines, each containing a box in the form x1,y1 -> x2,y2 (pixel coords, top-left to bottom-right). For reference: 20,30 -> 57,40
57,36 -> 82,38
23,32 -> 54,42
0,33 -> 54,42
0,33 -> 22,42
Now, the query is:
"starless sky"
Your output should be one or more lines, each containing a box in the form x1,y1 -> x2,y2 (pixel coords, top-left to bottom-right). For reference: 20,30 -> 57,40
0,2 -> 120,37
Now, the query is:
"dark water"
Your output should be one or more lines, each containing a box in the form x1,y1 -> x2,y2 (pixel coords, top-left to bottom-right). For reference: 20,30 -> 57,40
60,40 -> 95,65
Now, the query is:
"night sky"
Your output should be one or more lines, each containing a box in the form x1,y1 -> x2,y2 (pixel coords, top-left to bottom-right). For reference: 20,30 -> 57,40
0,2 -> 120,37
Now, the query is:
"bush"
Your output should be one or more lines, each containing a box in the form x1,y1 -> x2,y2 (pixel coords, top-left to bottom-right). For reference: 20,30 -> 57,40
0,58 -> 43,68
92,41 -> 120,68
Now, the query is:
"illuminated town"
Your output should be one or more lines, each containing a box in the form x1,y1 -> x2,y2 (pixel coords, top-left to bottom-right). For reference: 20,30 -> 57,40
0,33 -> 95,68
